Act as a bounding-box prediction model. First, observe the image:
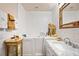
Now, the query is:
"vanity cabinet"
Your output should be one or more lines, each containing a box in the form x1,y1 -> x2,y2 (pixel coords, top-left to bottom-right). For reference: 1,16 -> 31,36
23,38 -> 34,56
23,37 -> 43,56
34,38 -> 43,56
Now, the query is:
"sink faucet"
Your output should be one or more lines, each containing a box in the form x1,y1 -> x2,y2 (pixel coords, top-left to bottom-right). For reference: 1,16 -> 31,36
64,38 -> 79,49
64,37 -> 72,46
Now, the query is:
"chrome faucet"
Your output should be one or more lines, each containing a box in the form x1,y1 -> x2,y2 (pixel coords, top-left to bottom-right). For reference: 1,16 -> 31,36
64,38 -> 79,49
64,37 -> 72,46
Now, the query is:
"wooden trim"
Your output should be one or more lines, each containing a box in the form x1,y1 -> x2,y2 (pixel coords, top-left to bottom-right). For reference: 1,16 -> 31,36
59,3 -> 70,11
59,3 -> 79,29
61,21 -> 79,29
59,3 -> 70,29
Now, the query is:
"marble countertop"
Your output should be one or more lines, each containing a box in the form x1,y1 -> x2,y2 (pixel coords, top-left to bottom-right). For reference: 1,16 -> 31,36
46,39 -> 79,56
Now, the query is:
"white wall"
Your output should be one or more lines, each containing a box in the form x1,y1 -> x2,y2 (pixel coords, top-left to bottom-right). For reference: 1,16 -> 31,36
24,11 -> 52,36
51,4 -> 59,29
63,11 -> 79,24
58,29 -> 79,43
17,4 -> 53,37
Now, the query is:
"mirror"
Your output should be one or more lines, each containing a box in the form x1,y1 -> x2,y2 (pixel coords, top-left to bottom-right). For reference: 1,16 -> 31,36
59,3 -> 79,29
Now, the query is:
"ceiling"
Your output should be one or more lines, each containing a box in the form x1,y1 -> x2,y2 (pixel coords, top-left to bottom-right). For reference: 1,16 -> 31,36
22,3 -> 57,11
64,3 -> 79,11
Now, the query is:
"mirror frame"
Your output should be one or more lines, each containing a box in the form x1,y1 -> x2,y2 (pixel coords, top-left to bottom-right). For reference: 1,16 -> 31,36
59,3 -> 79,29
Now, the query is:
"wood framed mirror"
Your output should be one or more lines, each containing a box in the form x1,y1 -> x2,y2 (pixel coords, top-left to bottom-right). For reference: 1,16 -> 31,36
59,3 -> 79,29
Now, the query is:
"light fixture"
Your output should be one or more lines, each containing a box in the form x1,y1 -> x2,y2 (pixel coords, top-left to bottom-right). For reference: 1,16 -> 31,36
70,6 -> 73,9
35,6 -> 39,8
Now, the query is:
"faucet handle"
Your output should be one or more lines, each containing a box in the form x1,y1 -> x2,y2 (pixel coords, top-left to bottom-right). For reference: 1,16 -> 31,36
64,37 -> 70,42
72,43 -> 79,49
64,37 -> 70,45
22,34 -> 27,37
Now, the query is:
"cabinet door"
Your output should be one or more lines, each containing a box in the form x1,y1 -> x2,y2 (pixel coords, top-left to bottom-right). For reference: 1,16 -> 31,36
34,38 -> 43,56
23,38 -> 34,56
23,38 -> 43,56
